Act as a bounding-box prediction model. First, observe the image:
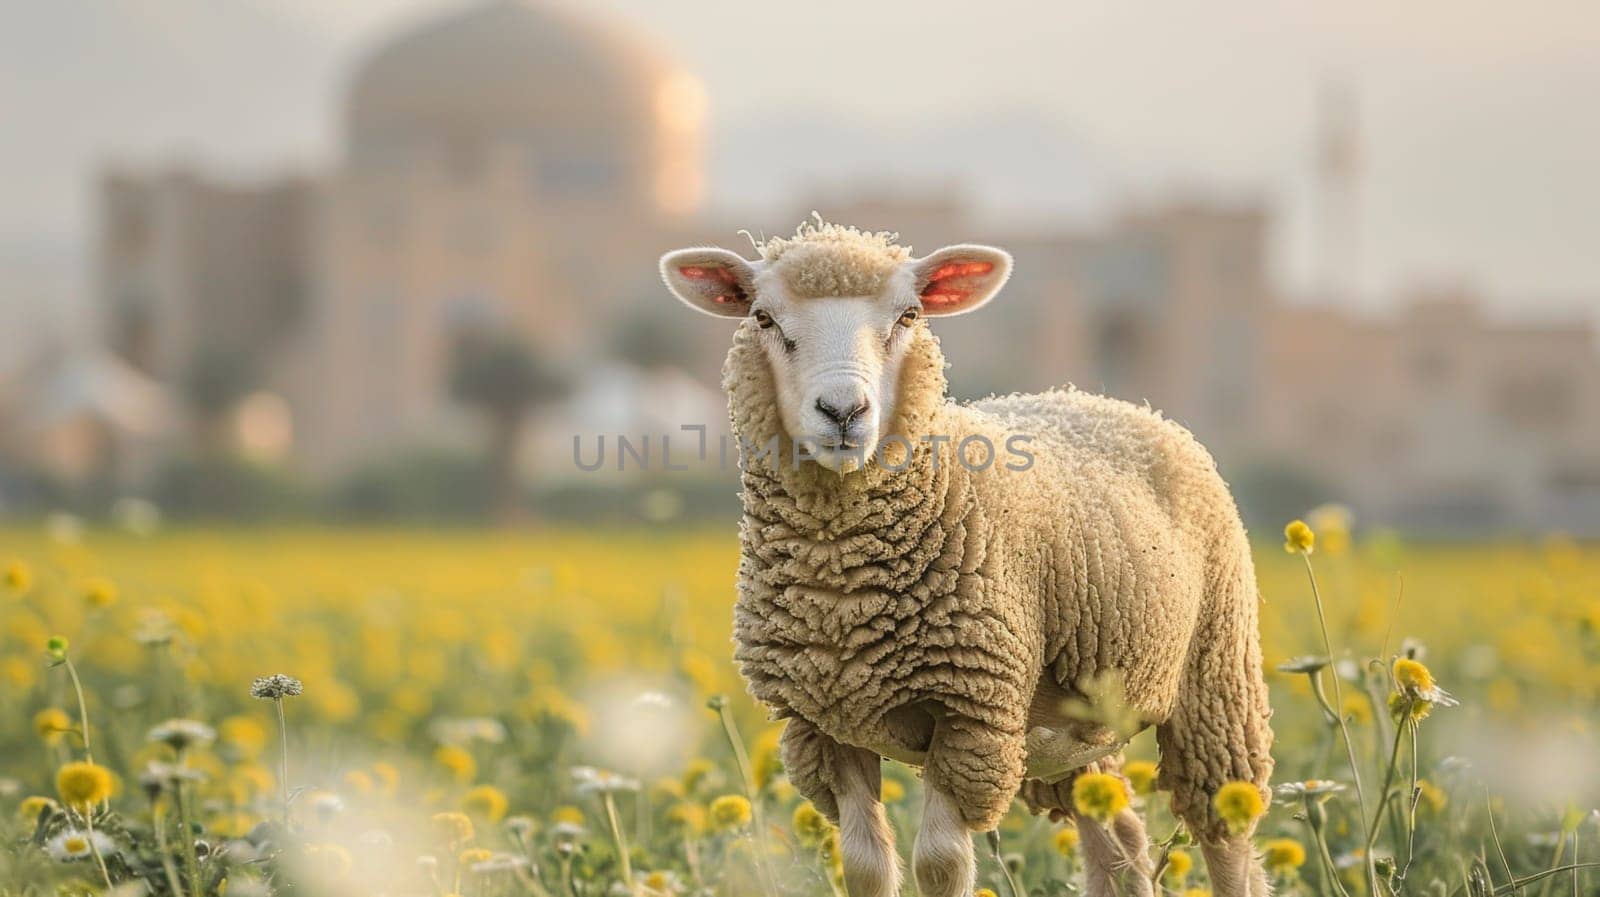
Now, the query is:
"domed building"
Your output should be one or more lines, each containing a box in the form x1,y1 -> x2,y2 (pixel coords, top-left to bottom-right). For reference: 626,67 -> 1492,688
343,0 -> 704,217
294,0 -> 707,473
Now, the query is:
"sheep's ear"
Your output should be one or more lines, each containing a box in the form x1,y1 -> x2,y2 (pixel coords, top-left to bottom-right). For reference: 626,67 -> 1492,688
909,245 -> 1013,316
660,248 -> 758,318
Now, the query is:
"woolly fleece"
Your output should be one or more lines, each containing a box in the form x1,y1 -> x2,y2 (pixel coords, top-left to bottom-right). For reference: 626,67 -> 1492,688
724,319 -> 1274,840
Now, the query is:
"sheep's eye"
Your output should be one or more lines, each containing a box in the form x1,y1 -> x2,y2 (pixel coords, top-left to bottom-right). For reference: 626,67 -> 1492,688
898,307 -> 920,326
753,310 -> 775,329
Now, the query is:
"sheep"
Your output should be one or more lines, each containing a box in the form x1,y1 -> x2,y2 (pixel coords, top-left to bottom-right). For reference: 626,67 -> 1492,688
659,218 -> 1274,897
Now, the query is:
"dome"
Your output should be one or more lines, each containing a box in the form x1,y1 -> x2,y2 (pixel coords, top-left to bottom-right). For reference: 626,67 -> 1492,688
344,0 -> 693,160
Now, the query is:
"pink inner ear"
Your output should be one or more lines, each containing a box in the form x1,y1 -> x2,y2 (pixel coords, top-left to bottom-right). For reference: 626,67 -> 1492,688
679,265 -> 746,305
920,260 -> 994,307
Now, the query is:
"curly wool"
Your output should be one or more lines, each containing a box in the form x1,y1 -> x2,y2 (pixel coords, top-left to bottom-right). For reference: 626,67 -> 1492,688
751,214 -> 912,299
725,323 -> 1273,839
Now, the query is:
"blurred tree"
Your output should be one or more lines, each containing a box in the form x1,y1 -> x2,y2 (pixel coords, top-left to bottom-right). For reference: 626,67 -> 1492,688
610,305 -> 702,372
448,333 -> 566,522
181,347 -> 257,452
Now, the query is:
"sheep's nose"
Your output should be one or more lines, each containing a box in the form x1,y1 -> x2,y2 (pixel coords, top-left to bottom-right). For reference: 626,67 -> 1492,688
815,396 -> 871,429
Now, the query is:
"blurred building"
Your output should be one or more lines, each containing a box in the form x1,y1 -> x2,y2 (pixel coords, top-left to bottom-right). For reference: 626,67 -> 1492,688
91,0 -> 713,476
802,192 -> 1600,531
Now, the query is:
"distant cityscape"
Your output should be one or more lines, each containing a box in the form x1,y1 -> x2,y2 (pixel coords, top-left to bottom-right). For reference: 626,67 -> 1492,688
0,0 -> 1595,532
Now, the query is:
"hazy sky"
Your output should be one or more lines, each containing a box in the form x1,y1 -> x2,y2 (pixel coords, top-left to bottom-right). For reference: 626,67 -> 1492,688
5,0 -> 1598,313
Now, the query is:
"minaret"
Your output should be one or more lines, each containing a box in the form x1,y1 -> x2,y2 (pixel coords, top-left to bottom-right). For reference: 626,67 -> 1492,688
1314,80 -> 1361,304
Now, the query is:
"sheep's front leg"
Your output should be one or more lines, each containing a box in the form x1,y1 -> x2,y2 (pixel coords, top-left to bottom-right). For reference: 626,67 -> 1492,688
917,715 -> 1026,897
780,718 -> 901,897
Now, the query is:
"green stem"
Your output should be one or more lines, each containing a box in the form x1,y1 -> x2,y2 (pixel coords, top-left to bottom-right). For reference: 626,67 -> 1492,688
154,806 -> 188,897
603,792 -> 636,895
1364,702 -> 1413,893
274,697 -> 291,828
987,829 -> 1023,897
712,700 -> 780,897
1302,554 -> 1375,894
174,774 -> 203,893
83,810 -> 115,890
62,657 -> 94,763
1492,864 -> 1600,895
1304,801 -> 1352,897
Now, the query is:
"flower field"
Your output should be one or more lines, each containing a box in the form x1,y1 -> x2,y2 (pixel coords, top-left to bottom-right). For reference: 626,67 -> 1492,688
2,520 -> 1598,896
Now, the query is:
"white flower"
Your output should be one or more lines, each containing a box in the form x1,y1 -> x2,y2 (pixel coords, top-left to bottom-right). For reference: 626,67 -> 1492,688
47,830 -> 116,862
428,717 -> 508,745
250,674 -> 304,700
309,791 -> 345,822
1275,779 -> 1347,801
571,766 -> 639,796
471,852 -> 530,874
633,692 -> 674,710
550,821 -> 587,841
139,761 -> 207,797
148,719 -> 217,751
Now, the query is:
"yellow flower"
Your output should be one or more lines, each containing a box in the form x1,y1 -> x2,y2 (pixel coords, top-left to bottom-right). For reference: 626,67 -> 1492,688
1124,761 -> 1158,795
552,805 -> 586,826
976,890 -> 999,897
682,758 -> 717,794
1391,657 -> 1457,710
1416,779 -> 1447,813
4,560 -> 32,593
1263,838 -> 1307,874
229,765 -> 275,802
431,811 -> 475,846
33,708 -> 71,744
1184,889 -> 1213,897
219,716 -> 268,758
1211,781 -> 1264,834
1162,849 -> 1194,885
458,847 -> 493,865
1283,520 -> 1315,555
1053,825 -> 1080,857
210,811 -> 259,839
651,777 -> 687,801
1392,657 -> 1434,694
18,795 -> 56,821
666,801 -> 706,835
1387,691 -> 1432,722
1072,773 -> 1129,824
461,784 -> 509,823
56,761 -> 113,809
880,778 -> 906,803
2,657 -> 36,690
1307,504 -> 1352,555
792,801 -> 830,848
83,577 -> 119,608
752,728 -> 782,790
708,794 -> 752,832
433,745 -> 477,783
1341,693 -> 1373,726
342,769 -> 374,796
372,761 -> 400,796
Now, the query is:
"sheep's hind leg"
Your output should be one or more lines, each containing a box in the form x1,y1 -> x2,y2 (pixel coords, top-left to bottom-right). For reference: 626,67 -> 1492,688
1156,538 -> 1274,897
1020,766 -> 1154,897
780,718 -> 900,897
1199,835 -> 1270,897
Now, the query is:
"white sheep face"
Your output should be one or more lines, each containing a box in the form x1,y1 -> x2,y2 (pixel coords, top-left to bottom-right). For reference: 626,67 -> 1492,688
660,242 -> 1013,472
